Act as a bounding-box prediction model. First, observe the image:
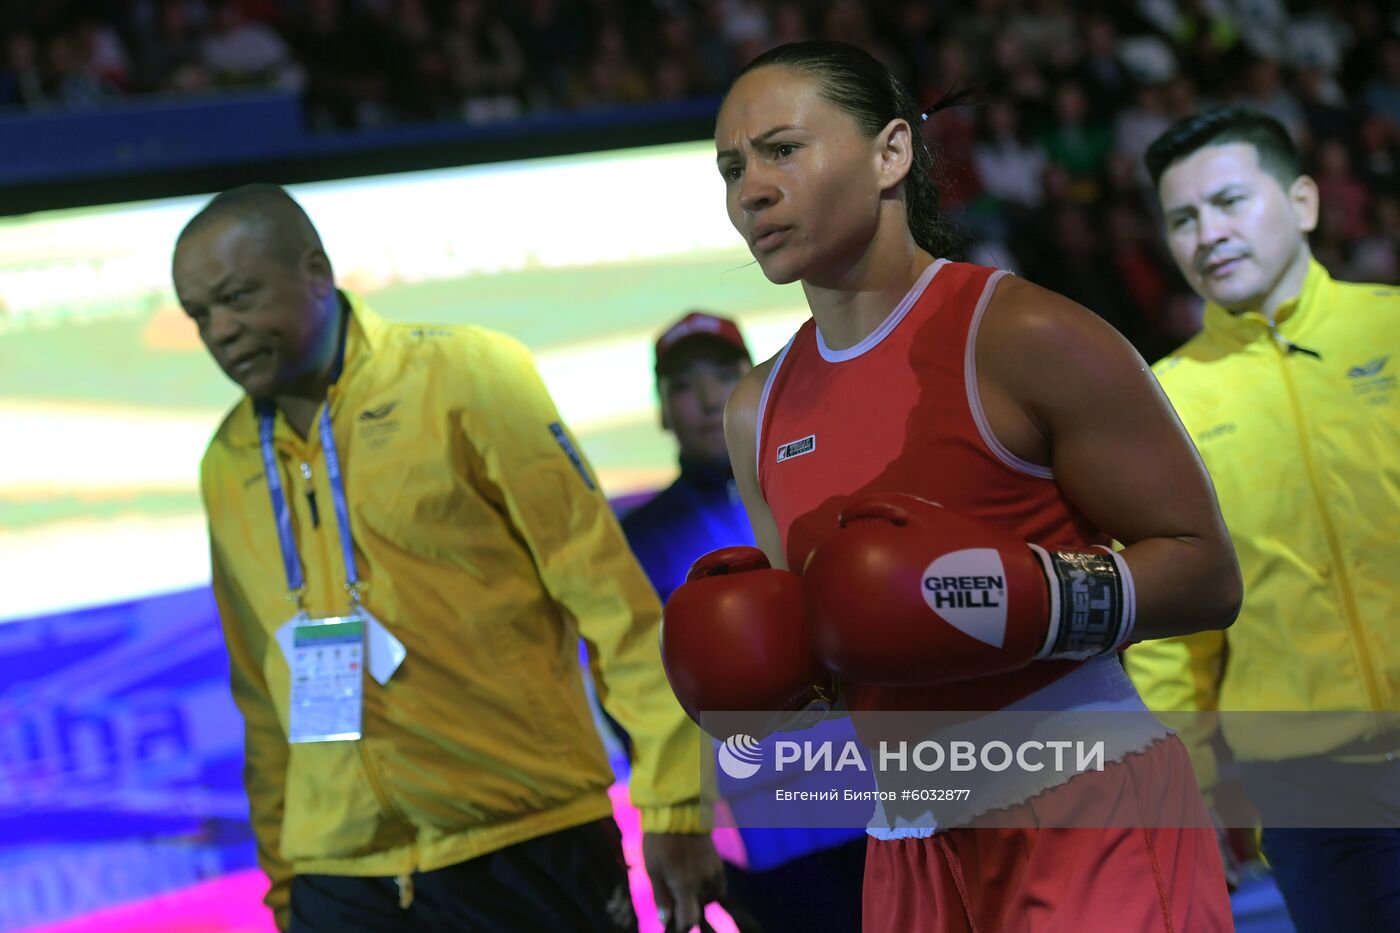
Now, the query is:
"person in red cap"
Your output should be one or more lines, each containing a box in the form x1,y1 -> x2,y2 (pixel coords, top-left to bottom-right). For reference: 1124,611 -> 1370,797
621,311 -> 867,933
623,310 -> 754,607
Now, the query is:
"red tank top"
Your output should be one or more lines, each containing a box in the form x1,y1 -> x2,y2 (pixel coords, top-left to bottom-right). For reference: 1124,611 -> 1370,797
757,260 -> 1105,711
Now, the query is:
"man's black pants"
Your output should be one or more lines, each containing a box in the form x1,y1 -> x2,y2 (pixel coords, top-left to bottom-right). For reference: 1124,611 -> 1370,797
289,818 -> 637,932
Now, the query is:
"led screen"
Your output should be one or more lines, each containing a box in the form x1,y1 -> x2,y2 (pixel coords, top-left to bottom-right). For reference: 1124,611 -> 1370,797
0,140 -> 808,624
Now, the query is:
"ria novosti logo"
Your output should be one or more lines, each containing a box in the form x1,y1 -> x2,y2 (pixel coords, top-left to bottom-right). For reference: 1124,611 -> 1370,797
718,734 -> 1108,780
718,734 -> 763,779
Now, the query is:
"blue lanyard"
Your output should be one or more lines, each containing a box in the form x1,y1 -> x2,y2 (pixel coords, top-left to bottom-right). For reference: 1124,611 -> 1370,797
257,402 -> 361,609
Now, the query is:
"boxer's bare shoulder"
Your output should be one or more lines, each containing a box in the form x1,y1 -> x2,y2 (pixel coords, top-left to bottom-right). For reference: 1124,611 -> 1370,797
974,275 -> 1154,469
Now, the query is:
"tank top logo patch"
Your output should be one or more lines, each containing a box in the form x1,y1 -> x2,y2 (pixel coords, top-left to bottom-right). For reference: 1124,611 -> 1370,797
921,549 -> 1008,647
775,434 -> 817,463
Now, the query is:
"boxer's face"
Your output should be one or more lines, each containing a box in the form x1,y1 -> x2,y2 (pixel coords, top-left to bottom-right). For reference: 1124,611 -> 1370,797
716,66 -> 889,285
1158,142 -> 1318,314
659,345 -> 750,464
173,216 -> 340,400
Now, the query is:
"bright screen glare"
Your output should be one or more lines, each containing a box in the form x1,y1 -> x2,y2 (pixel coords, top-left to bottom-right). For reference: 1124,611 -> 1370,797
0,141 -> 809,623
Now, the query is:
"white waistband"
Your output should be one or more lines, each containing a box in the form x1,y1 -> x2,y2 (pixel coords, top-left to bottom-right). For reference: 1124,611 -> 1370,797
868,656 -> 1170,840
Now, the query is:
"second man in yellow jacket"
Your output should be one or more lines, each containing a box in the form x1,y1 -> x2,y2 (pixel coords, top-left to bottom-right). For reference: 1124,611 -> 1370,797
1127,107 -> 1400,933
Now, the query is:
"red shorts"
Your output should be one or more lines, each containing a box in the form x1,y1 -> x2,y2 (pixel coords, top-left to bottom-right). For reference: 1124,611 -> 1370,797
863,735 -> 1233,932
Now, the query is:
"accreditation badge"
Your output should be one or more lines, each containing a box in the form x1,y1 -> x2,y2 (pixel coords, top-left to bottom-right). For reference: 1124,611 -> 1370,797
285,613 -> 365,743
258,404 -> 404,744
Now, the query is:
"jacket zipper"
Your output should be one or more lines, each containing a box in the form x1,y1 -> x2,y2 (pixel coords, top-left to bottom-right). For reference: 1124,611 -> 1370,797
301,423 -> 411,831
286,402 -> 414,857
301,455 -> 340,610
357,742 -> 408,823
1268,322 -> 1385,711
301,461 -> 320,528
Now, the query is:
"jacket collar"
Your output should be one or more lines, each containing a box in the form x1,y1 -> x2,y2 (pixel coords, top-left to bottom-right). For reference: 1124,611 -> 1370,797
677,457 -> 735,491
1200,258 -> 1331,348
225,291 -> 382,448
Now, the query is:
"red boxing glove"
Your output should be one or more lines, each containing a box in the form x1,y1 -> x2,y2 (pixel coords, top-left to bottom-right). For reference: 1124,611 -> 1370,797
662,546 -> 836,738
802,494 -> 1136,686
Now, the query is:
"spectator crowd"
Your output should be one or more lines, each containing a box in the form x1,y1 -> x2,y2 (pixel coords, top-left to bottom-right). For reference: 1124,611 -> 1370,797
2,0 -> 1397,356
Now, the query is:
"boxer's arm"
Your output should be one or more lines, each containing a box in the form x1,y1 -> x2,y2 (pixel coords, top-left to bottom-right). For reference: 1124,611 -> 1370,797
979,276 -> 1242,640
723,358 -> 787,569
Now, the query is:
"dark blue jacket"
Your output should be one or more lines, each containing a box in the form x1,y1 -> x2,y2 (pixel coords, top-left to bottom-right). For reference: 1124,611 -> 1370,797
621,459 -> 755,604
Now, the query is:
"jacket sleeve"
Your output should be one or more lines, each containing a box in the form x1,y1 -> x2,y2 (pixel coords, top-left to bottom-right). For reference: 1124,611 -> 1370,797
1130,363 -> 1231,802
207,520 -> 294,929
465,333 -> 707,834
1123,631 -> 1227,804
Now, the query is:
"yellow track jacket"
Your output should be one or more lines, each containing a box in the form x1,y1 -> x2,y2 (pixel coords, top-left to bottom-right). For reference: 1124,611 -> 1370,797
1126,261 -> 1400,795
200,296 -> 704,927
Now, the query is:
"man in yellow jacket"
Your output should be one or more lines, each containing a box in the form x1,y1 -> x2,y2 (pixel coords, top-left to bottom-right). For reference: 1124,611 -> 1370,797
172,184 -> 722,932
1128,107 -> 1400,932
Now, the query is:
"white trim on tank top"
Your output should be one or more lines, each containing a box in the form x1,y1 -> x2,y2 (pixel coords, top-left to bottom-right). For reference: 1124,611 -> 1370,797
814,259 -> 946,362
964,270 -> 1056,480
757,262 -> 1057,491
756,260 -> 945,470
755,335 -> 798,476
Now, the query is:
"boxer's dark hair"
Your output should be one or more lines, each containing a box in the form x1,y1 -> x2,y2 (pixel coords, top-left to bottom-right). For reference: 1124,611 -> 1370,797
1145,107 -> 1300,192
732,40 -> 961,258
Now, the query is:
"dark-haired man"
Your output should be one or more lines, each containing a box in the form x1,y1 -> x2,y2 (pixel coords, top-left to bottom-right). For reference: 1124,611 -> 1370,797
174,184 -> 723,932
1127,107 -> 1400,932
